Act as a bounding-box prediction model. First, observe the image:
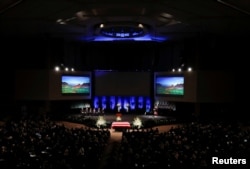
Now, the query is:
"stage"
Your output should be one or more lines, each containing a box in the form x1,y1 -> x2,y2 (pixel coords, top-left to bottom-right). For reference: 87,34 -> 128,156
64,113 -> 177,129
90,114 -> 171,122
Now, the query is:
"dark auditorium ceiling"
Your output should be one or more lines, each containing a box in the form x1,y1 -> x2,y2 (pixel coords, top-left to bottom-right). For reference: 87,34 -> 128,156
0,0 -> 250,71
1,0 -> 250,41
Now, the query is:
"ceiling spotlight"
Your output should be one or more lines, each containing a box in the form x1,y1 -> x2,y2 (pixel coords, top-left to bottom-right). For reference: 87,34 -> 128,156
56,19 -> 66,24
100,24 -> 104,28
54,66 -> 60,71
56,19 -> 63,23
138,23 -> 143,28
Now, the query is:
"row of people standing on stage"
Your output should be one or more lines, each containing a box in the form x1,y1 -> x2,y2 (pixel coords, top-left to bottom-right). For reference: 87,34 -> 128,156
81,103 -> 130,115
80,103 -> 150,115
81,107 -> 105,115
81,107 -> 129,115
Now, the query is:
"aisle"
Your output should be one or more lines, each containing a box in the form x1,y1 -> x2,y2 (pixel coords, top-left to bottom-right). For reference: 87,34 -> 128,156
97,132 -> 121,169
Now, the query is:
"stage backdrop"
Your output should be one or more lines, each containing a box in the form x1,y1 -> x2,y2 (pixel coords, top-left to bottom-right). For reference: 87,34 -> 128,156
94,71 -> 151,96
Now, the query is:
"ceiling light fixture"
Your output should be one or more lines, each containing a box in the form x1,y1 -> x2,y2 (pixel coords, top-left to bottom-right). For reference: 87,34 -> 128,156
95,22 -> 148,38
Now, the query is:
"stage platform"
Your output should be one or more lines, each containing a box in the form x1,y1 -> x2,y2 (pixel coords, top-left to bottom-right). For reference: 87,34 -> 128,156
64,113 -> 177,129
87,114 -> 172,121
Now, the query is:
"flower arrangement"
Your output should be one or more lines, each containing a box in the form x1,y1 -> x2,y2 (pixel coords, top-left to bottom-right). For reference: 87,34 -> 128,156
96,116 -> 107,128
132,117 -> 143,129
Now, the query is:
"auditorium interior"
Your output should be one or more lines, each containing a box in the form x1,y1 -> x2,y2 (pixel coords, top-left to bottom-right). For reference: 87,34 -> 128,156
0,0 -> 249,169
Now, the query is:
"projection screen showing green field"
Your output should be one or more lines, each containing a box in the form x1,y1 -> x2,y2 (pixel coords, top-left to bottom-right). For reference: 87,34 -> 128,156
61,74 -> 91,95
155,75 -> 184,96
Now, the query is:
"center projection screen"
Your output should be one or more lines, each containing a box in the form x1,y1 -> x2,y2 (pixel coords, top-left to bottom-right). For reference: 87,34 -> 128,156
94,71 -> 151,96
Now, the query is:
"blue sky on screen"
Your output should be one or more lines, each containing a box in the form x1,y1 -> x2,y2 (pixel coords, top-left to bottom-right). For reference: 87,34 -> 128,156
62,76 -> 90,85
156,77 -> 183,86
